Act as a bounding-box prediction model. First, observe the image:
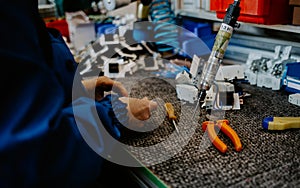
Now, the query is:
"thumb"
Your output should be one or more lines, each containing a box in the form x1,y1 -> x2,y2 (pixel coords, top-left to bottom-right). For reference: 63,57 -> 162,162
149,100 -> 158,111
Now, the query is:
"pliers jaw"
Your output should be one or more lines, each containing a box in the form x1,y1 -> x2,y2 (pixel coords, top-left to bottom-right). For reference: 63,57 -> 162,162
202,120 -> 242,154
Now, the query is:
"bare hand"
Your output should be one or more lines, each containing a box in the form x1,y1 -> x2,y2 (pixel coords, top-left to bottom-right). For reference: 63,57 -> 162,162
82,76 -> 128,101
170,58 -> 191,69
119,97 -> 158,128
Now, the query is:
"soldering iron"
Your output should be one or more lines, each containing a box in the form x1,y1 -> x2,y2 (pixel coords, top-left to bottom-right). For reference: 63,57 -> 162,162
193,0 -> 241,118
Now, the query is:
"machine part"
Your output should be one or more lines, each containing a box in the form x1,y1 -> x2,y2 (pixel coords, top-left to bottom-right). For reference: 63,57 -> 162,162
99,34 -> 120,46
120,41 -> 143,51
202,120 -> 242,153
115,47 -> 137,60
149,0 -> 179,54
244,46 -> 296,91
175,70 -> 192,84
79,57 -> 92,75
138,40 -> 164,70
289,93 -> 300,107
190,55 -> 202,80
202,82 -> 238,111
164,103 -> 179,133
202,88 -> 216,110
137,0 -> 151,21
102,56 -> 137,78
215,64 -> 245,81
176,84 -> 199,104
193,0 -> 241,117
103,0 -> 131,11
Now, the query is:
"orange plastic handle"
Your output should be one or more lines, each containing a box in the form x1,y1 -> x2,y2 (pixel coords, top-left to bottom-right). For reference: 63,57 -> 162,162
203,121 -> 228,153
202,120 -> 242,153
216,120 -> 242,152
164,103 -> 176,120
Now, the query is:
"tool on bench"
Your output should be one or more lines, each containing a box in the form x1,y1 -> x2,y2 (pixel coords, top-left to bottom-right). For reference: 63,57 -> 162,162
202,119 -> 242,153
262,117 -> 300,130
192,0 -> 241,118
164,102 -> 179,133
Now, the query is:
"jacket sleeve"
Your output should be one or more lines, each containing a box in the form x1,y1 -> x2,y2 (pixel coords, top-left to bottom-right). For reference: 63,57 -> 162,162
0,1 -> 127,187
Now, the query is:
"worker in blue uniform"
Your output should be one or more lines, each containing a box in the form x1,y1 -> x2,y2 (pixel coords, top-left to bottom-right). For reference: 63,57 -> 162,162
0,0 -> 157,187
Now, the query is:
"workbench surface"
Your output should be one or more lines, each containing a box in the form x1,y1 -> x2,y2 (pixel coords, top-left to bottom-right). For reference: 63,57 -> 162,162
113,74 -> 300,188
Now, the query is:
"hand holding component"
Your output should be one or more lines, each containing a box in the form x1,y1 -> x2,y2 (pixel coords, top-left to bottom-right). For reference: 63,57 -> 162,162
202,119 -> 242,153
82,76 -> 129,101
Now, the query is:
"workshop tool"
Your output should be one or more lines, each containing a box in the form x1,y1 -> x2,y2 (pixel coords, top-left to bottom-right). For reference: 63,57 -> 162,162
262,117 -> 300,130
164,103 -> 179,133
192,0 -> 241,118
202,120 -> 242,153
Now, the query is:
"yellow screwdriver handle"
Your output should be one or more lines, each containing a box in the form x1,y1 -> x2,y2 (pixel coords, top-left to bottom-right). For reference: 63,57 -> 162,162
164,103 -> 176,120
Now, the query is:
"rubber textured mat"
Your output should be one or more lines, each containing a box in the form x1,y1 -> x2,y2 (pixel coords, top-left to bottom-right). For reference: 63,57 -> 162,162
117,75 -> 300,188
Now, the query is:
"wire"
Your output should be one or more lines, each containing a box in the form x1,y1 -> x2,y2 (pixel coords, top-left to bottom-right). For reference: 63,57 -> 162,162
149,0 -> 179,54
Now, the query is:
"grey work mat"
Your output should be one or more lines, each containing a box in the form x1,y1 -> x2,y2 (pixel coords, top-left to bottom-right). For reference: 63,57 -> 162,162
116,75 -> 300,188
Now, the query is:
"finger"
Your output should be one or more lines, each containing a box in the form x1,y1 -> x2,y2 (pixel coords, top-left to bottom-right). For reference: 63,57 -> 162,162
149,100 -> 158,111
96,76 -> 114,91
113,81 -> 129,97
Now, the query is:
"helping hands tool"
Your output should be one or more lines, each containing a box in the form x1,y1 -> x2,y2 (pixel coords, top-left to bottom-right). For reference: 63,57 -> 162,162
164,102 -> 179,133
192,0 -> 241,118
202,119 -> 242,153
263,117 -> 300,130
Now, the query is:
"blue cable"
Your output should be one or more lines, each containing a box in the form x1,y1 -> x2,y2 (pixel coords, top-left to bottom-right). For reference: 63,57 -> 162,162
149,0 -> 179,53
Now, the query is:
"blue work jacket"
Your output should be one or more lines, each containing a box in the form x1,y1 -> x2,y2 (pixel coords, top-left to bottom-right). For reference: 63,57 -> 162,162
0,1 -> 125,187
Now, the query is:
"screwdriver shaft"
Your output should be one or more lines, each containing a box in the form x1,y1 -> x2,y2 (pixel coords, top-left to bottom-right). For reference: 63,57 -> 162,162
172,120 -> 179,133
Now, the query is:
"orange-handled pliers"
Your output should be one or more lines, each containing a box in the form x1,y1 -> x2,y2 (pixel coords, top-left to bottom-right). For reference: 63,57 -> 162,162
202,120 -> 242,153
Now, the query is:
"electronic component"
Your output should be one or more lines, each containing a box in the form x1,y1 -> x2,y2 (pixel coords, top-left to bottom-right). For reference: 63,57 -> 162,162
289,93 -> 300,107
176,84 -> 199,104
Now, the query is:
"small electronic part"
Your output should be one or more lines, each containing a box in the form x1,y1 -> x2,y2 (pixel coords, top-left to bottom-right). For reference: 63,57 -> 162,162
99,33 -> 120,46
102,56 -> 137,78
79,55 -> 93,75
262,117 -> 300,130
176,84 -> 199,104
137,40 -> 164,71
175,70 -> 192,84
244,46 -> 296,91
202,82 -> 239,111
174,55 -> 201,85
65,11 -> 96,52
289,93 -> 300,107
114,47 -> 137,60
215,64 -> 245,81
202,88 -> 216,110
120,41 -> 143,51
164,103 -> 179,133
